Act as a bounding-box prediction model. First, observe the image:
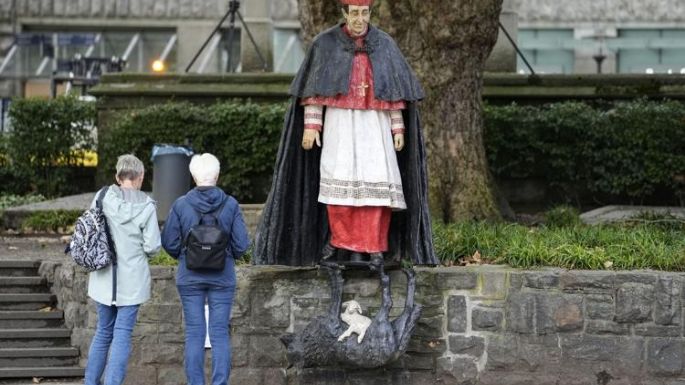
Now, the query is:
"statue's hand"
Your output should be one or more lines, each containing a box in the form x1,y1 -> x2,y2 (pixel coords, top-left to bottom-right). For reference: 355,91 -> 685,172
394,133 -> 404,151
302,129 -> 321,150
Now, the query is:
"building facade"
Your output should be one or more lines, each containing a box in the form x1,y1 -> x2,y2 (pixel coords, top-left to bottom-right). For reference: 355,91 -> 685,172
1,0 -> 684,99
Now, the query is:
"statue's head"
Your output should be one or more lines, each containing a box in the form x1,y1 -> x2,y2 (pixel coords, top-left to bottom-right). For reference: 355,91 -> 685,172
340,0 -> 372,36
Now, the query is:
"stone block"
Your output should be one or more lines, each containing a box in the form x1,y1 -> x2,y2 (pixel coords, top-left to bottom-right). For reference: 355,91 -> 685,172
250,289 -> 291,329
402,354 -> 435,370
516,335 -> 562,371
585,320 -> 631,335
523,270 -> 561,289
157,366 -> 185,385
585,294 -> 614,320
249,335 -> 287,367
436,356 -> 478,385
343,277 -> 380,297
647,338 -> 683,375
290,297 -> 327,333
231,368 -> 264,385
232,333 -> 249,367
634,324 -> 681,337
124,365 -> 157,385
262,368 -> 287,385
485,334 -> 517,371
615,283 -> 654,323
655,276 -> 681,325
414,314 -> 443,338
505,292 -> 535,334
560,335 -> 643,375
130,323 -> 159,344
560,271 -> 614,293
615,272 -> 657,285
472,306 -> 503,332
151,279 -> 179,302
150,266 -> 175,279
535,293 -> 583,334
158,322 -> 184,344
141,343 -> 184,365
449,335 -> 485,357
407,337 -> 447,354
436,269 -> 478,291
477,271 -> 507,299
447,295 -> 467,333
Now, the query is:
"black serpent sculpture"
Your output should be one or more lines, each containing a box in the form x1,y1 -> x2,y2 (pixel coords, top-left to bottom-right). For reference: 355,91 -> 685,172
281,265 -> 422,368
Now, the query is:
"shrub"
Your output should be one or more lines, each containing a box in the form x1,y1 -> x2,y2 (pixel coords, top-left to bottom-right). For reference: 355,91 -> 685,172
485,99 -> 685,204
544,205 -> 581,227
3,96 -> 96,197
100,101 -> 286,202
21,210 -> 82,232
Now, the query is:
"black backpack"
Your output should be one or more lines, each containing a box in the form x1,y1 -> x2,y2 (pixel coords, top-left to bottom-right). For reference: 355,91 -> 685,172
183,199 -> 229,271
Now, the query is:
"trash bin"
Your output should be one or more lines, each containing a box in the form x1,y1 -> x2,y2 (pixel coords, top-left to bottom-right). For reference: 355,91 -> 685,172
151,144 -> 194,222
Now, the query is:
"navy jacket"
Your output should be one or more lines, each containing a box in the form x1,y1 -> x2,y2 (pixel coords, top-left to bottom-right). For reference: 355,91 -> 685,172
162,186 -> 249,287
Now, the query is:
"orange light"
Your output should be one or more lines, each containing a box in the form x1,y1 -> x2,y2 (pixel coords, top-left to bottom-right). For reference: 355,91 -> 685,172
152,60 -> 165,73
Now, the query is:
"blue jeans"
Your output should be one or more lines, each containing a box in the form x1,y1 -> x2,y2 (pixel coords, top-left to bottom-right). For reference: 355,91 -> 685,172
84,303 -> 140,385
178,284 -> 236,385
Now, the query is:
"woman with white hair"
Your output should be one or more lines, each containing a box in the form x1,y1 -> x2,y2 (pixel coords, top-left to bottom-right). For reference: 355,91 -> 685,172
85,154 -> 161,385
161,153 -> 249,385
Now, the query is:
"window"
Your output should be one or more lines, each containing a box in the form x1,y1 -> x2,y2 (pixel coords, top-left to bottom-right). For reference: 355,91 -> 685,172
616,29 -> 685,74
273,28 -> 305,73
517,29 -> 575,74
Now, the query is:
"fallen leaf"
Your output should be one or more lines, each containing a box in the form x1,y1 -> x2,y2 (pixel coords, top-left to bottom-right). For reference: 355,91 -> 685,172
8,246 -> 18,250
38,306 -> 53,312
32,377 -> 43,383
604,261 -> 614,269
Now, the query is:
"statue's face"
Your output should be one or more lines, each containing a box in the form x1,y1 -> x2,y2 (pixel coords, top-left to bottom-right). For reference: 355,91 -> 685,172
343,5 -> 370,36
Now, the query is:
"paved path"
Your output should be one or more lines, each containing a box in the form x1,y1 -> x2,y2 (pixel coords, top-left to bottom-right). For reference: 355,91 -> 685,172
0,236 -> 67,262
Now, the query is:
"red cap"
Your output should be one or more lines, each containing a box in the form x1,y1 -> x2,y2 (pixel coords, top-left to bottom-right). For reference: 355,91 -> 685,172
340,0 -> 374,6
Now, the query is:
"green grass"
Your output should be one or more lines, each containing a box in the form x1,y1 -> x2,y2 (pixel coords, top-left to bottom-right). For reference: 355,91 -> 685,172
21,210 -> 81,232
149,250 -> 178,266
433,219 -> 685,271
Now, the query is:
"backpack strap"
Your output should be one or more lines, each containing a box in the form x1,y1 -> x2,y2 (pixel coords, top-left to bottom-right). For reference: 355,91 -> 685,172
95,185 -> 109,209
97,186 -> 117,266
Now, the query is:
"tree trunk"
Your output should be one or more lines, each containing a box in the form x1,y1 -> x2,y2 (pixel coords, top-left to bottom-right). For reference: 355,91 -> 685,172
297,0 -> 506,222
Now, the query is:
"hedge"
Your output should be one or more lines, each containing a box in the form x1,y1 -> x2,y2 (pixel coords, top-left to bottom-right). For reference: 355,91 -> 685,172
4,97 -> 684,205
1,96 -> 96,197
99,102 -> 286,202
484,99 -> 685,204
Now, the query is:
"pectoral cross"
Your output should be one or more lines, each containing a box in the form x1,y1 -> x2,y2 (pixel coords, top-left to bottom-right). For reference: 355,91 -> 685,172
356,82 -> 369,97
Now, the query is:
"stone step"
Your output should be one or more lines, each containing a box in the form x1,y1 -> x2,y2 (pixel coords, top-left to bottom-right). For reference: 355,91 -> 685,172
0,310 -> 65,328
0,366 -> 85,379
0,347 -> 80,367
0,276 -> 49,293
0,328 -> 72,348
0,261 -> 40,277
0,294 -> 56,311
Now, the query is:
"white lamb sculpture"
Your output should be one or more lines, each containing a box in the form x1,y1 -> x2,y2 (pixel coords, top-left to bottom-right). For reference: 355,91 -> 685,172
338,300 -> 372,344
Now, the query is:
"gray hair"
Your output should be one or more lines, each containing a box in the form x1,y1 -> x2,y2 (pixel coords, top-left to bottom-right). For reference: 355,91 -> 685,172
116,154 -> 144,181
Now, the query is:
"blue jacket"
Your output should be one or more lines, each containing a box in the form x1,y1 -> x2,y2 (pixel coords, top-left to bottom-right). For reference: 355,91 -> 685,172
161,186 -> 249,287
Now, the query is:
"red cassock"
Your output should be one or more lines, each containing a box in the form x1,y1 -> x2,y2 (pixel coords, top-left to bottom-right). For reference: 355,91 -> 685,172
302,25 -> 405,253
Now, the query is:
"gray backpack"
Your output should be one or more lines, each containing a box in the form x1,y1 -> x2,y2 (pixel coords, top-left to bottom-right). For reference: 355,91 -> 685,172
66,187 -> 117,272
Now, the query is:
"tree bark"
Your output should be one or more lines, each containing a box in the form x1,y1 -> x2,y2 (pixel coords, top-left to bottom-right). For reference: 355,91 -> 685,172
297,0 -> 506,222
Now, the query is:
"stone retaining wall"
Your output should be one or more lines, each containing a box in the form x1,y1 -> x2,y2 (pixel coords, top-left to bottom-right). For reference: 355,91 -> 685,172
40,261 -> 685,385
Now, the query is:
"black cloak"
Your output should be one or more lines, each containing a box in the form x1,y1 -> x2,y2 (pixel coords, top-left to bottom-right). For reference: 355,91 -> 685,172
254,24 -> 437,266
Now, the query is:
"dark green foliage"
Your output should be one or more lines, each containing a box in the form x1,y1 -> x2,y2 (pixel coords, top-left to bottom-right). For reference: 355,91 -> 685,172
3,96 -> 96,197
485,99 -> 685,204
544,205 -> 581,228
100,101 -> 286,202
21,210 -> 82,232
